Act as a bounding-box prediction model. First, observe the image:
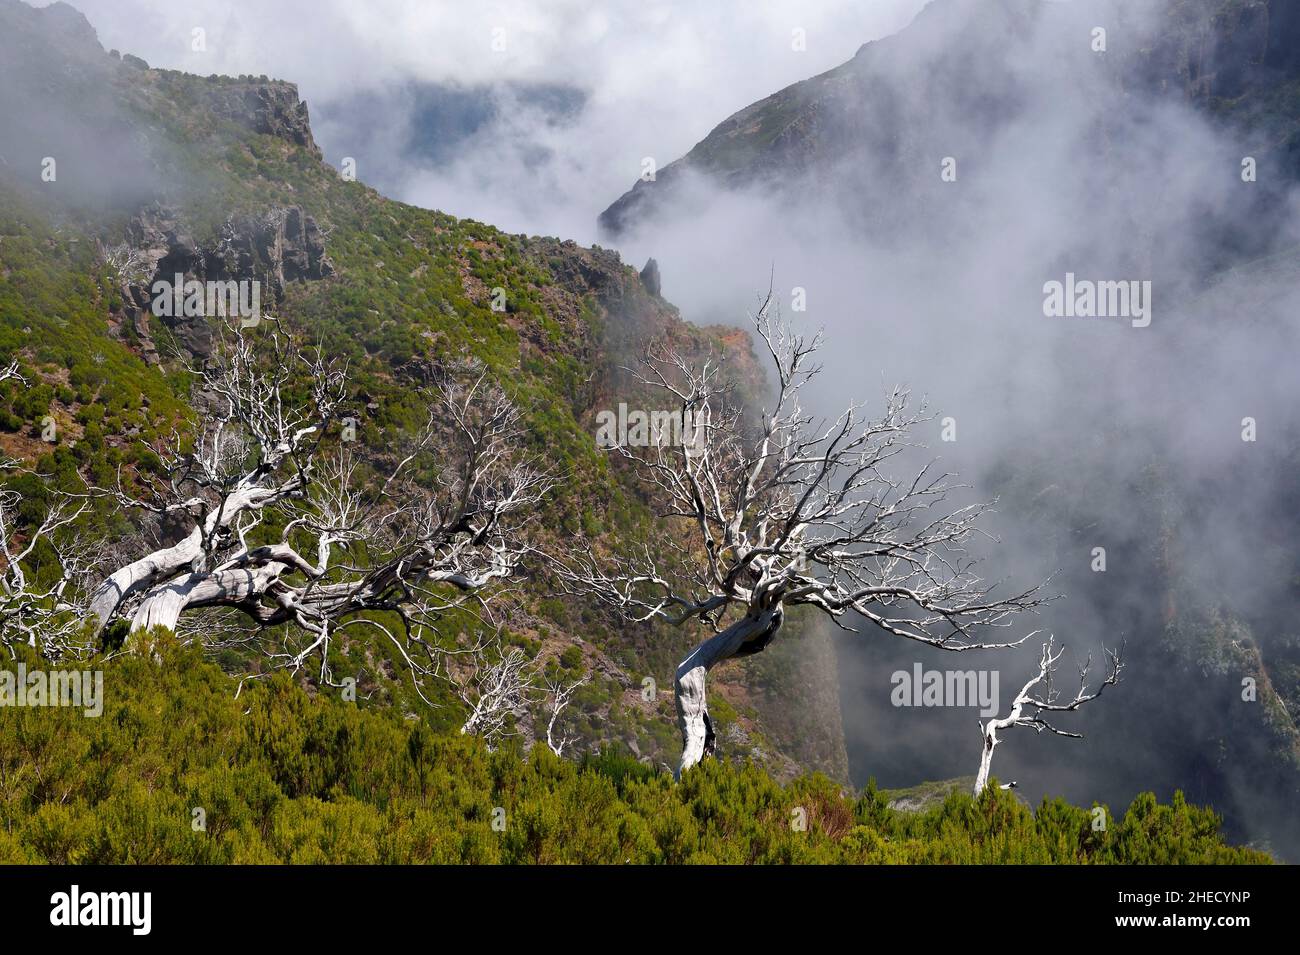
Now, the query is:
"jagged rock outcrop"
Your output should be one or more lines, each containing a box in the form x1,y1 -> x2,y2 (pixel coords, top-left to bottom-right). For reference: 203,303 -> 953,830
212,206 -> 335,286
525,238 -> 675,351
201,81 -> 320,155
639,257 -> 662,297
113,203 -> 334,361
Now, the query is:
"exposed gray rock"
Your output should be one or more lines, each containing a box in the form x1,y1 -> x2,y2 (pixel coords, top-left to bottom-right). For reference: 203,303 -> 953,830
202,81 -> 320,155
113,203 -> 335,362
639,257 -> 662,297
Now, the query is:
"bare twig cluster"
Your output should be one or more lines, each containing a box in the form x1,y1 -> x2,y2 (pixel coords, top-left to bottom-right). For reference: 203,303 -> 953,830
451,634 -> 587,754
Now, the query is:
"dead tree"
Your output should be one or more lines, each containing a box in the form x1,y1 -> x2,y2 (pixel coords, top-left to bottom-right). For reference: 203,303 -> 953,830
543,673 -> 587,757
561,295 -> 1049,776
974,637 -> 1123,795
449,634 -> 588,754
0,459 -> 91,659
80,321 -> 551,696
456,642 -> 535,747
0,363 -> 93,657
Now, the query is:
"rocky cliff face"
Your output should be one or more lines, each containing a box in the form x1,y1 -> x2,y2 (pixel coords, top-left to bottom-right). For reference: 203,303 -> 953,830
111,204 -> 334,361
0,0 -> 322,208
1121,0 -> 1275,99
200,80 -> 321,155
0,1 -> 330,357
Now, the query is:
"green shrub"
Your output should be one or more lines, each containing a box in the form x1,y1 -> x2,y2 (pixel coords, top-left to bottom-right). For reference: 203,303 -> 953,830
0,643 -> 1270,865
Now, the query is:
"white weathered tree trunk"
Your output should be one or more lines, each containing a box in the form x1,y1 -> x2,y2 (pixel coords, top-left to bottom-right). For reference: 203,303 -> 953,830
974,720 -> 1006,795
89,483 -> 286,635
129,562 -> 288,633
89,527 -> 205,632
674,606 -> 782,777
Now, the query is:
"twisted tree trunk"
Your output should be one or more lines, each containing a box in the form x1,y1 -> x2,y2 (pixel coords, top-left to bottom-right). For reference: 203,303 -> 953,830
974,721 -> 1003,796
89,527 -> 206,633
674,605 -> 783,777
129,563 -> 289,632
89,482 -> 288,635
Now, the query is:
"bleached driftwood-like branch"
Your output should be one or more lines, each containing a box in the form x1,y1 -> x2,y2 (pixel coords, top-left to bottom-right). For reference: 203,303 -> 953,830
973,637 -> 1123,795
0,360 -> 24,387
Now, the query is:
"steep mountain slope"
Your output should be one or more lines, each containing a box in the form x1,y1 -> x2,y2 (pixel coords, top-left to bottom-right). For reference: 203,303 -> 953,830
0,0 -> 847,781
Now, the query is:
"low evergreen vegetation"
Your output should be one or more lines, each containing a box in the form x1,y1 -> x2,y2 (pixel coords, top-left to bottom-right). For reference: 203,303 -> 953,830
0,640 -> 1268,864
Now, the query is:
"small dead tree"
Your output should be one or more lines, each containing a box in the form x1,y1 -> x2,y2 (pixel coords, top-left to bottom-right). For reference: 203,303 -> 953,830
0,460 -> 91,659
0,364 -> 94,657
101,242 -> 148,283
456,642 -> 535,747
562,295 -> 1049,776
543,673 -> 587,757
450,636 -> 588,755
974,637 -> 1123,795
79,321 -> 551,695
